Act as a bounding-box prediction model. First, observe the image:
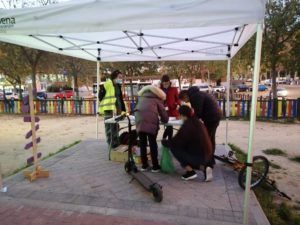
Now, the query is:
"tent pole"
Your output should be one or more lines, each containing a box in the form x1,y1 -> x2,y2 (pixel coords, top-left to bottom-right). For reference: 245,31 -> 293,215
226,58 -> 231,148
96,49 -> 101,139
243,22 -> 263,225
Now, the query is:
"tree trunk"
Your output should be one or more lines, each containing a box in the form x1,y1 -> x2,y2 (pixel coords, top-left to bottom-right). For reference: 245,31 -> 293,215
19,82 -> 22,100
73,73 -> 79,99
31,67 -> 37,98
271,65 -> 277,99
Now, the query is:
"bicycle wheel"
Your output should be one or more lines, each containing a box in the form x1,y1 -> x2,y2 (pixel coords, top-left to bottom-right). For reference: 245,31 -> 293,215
238,155 -> 269,189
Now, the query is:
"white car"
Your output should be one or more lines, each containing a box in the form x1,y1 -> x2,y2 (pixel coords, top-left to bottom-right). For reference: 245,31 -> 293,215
270,88 -> 288,98
213,86 -> 226,92
5,92 -> 19,100
277,88 -> 288,97
263,79 -> 271,86
181,84 -> 190,90
194,84 -> 212,93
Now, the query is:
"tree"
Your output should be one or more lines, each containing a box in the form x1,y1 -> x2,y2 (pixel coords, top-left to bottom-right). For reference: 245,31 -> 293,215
20,47 -> 45,95
286,30 -> 300,78
0,43 -> 30,97
264,0 -> 300,98
55,56 -> 96,98
232,36 -> 256,78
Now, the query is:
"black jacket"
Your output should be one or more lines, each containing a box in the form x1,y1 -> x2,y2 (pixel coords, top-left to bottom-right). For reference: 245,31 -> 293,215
169,117 -> 213,163
188,86 -> 222,123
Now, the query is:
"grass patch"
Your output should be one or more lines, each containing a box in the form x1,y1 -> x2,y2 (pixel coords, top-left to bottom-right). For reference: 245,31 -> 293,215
228,143 -> 246,161
11,164 -> 30,175
263,148 -> 287,157
229,143 -> 300,225
270,162 -> 282,169
289,156 -> 300,164
8,140 -> 81,177
43,140 -> 81,160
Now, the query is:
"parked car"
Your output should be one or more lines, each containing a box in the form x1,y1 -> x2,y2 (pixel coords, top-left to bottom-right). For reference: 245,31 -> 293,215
55,90 -> 73,99
249,84 -> 268,92
5,92 -> 19,100
193,84 -> 212,93
234,84 -> 249,92
212,86 -> 226,92
54,90 -> 74,99
270,87 -> 288,98
263,79 -> 271,86
181,84 -> 190,90
276,88 -> 288,97
36,91 -> 47,100
258,84 -> 268,91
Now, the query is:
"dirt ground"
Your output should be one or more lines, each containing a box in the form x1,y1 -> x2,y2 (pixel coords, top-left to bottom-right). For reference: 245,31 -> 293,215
0,114 -> 299,203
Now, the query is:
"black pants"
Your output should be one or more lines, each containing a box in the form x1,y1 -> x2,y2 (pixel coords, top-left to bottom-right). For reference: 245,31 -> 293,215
138,132 -> 159,168
170,147 -> 203,170
204,121 -> 219,167
162,126 -> 173,140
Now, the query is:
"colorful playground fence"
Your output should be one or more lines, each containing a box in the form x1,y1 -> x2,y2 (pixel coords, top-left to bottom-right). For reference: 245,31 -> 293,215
0,99 -> 96,115
1,98 -> 300,120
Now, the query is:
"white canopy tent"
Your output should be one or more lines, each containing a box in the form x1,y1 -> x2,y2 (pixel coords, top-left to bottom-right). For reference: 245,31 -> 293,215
0,1 -> 266,224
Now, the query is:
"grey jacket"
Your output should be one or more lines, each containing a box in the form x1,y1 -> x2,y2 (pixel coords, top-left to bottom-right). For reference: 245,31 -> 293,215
135,85 -> 169,135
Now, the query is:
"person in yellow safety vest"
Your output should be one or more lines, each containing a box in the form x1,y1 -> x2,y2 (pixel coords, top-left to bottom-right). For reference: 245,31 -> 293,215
98,70 -> 126,148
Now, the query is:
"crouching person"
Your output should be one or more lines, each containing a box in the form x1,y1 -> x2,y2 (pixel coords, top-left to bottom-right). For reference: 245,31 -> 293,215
162,105 -> 213,181
135,85 -> 169,172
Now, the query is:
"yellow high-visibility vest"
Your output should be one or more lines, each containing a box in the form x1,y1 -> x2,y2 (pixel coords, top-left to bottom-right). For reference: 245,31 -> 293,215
99,79 -> 116,114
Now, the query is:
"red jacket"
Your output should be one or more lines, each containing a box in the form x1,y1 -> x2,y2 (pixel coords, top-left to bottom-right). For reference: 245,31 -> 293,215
161,86 -> 180,117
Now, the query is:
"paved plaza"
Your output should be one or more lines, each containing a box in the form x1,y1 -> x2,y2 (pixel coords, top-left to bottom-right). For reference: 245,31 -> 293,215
0,140 -> 269,225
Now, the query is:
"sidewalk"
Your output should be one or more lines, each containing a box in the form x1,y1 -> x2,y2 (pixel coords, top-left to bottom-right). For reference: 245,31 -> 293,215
0,140 -> 270,225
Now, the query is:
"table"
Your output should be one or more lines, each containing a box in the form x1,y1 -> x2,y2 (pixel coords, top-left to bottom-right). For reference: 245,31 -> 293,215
104,115 -> 183,126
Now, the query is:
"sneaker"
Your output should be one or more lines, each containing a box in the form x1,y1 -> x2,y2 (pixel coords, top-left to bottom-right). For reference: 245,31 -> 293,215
151,165 -> 161,173
205,167 -> 213,182
181,170 -> 197,181
140,165 -> 150,172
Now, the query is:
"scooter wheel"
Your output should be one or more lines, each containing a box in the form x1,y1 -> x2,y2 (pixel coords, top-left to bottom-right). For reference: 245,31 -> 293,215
124,162 -> 131,173
152,184 -> 163,202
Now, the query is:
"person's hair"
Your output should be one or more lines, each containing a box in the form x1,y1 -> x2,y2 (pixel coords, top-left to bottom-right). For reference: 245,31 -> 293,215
110,70 -> 122,80
179,105 -> 193,118
178,90 -> 189,100
161,74 -> 170,83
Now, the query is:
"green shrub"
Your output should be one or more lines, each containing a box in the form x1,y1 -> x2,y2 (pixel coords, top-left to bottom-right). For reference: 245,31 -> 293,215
277,203 -> 292,220
263,148 -> 287,156
289,156 -> 300,164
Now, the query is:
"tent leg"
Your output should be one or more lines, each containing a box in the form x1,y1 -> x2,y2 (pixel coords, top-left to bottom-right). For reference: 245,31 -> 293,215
243,22 -> 263,225
96,60 -> 100,139
225,59 -> 231,150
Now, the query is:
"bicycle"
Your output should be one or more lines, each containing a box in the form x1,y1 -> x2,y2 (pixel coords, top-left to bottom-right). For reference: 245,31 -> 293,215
214,151 -> 269,189
215,150 -> 291,200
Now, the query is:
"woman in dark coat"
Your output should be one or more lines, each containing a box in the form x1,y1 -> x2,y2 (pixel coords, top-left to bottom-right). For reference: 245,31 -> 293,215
135,85 -> 169,172
162,105 -> 213,181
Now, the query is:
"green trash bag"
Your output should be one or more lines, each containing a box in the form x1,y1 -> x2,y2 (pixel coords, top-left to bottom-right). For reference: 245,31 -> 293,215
160,146 -> 175,174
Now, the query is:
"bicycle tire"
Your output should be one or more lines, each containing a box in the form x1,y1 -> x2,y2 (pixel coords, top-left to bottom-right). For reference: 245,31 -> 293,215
238,155 -> 269,189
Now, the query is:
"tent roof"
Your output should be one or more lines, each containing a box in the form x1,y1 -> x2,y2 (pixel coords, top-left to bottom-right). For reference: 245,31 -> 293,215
0,0 -> 266,62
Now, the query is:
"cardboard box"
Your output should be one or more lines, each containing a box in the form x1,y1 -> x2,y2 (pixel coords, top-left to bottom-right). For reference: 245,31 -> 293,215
110,145 -> 143,164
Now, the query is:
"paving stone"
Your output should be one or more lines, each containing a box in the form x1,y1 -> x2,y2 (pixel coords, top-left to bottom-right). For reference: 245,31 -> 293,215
0,141 -> 269,225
